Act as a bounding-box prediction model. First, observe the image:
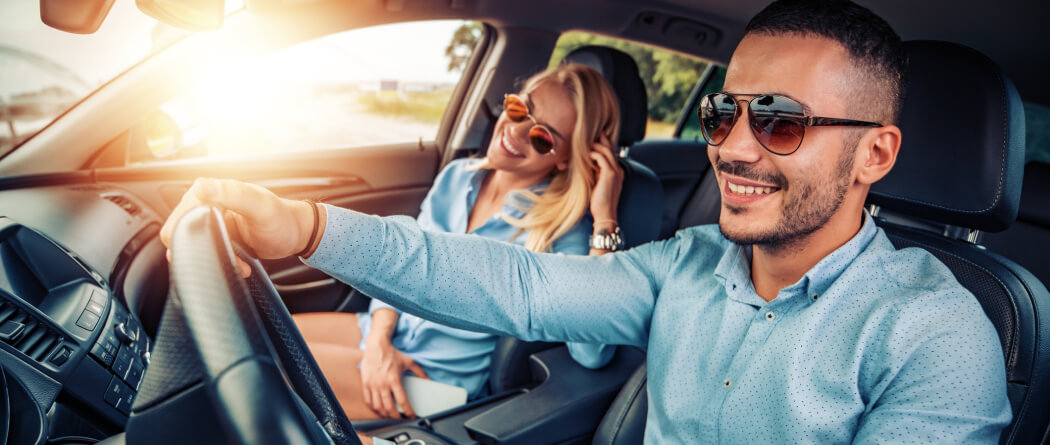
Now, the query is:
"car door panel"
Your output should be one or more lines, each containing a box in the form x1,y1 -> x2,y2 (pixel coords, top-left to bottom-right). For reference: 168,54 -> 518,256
99,142 -> 440,315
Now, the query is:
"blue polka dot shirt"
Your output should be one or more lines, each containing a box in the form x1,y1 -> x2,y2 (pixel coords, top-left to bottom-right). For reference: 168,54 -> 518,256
305,207 -> 1011,444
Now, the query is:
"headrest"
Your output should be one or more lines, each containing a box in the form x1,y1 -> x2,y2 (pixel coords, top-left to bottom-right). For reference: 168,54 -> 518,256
868,40 -> 1025,232
564,45 -> 648,147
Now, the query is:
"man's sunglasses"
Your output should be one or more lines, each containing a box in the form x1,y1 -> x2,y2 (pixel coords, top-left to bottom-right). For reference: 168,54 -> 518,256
503,93 -> 557,155
698,93 -> 882,155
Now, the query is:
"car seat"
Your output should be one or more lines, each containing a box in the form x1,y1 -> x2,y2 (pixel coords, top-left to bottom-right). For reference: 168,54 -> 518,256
591,40 -> 1050,445
980,162 -> 1050,286
487,45 -> 663,393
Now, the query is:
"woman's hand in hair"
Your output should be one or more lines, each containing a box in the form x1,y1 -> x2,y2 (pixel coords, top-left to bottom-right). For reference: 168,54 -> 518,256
588,134 -> 624,224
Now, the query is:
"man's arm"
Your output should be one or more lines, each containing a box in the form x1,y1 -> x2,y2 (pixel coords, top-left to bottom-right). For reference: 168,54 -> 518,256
304,204 -> 668,348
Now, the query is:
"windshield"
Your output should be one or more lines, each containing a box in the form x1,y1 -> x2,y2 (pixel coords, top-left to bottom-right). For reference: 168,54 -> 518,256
0,1 -> 173,157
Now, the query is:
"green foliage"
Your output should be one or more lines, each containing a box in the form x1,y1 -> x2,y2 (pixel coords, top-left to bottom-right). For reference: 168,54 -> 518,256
549,32 -> 709,124
445,22 -> 483,73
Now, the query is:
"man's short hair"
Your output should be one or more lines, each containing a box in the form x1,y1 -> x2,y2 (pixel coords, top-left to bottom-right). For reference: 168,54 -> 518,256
745,0 -> 906,125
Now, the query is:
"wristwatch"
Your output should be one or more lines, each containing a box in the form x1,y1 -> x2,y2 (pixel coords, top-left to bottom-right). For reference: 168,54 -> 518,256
590,225 -> 625,251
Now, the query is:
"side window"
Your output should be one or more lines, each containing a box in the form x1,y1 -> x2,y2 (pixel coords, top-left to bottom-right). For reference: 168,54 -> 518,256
678,65 -> 726,141
1025,102 -> 1050,165
140,20 -> 482,163
548,32 -> 711,139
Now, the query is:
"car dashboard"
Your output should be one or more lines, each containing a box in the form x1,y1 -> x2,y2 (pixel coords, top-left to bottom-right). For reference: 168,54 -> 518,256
0,183 -> 167,440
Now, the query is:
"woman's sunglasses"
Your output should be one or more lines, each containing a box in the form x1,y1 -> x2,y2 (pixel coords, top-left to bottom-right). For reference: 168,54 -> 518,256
698,93 -> 882,155
503,93 -> 557,155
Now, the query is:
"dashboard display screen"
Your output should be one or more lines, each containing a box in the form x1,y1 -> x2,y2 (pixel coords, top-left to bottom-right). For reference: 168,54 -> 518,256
0,232 -> 50,307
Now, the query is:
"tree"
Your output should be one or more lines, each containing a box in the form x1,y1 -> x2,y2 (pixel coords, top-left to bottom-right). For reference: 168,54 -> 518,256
444,28 -> 711,125
445,22 -> 483,73
549,32 -> 709,124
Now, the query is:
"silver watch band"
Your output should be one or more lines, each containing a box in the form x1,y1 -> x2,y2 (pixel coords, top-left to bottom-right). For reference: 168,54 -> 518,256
590,225 -> 624,251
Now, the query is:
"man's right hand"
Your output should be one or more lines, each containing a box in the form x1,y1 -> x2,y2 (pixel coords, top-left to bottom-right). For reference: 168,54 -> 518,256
159,178 -> 318,276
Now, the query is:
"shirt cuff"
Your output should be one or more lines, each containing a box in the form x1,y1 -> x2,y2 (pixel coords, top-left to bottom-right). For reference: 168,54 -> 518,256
301,203 -> 386,279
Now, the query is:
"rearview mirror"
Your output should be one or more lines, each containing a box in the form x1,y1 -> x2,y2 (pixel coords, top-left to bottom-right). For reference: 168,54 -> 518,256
39,0 -> 116,34
39,0 -> 225,34
135,0 -> 226,31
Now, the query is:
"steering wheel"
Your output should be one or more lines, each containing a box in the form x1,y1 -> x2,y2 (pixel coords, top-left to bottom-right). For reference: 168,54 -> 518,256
168,205 -> 360,445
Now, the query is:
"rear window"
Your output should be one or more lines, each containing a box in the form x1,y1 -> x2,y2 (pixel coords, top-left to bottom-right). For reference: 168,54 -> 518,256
1025,102 -> 1050,165
549,32 -> 711,139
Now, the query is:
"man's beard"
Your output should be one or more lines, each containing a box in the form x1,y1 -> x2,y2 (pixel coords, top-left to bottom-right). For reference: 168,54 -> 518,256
717,145 -> 855,254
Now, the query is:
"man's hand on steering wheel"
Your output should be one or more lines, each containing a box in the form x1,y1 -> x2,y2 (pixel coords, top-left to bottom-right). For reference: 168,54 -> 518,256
159,178 -> 321,276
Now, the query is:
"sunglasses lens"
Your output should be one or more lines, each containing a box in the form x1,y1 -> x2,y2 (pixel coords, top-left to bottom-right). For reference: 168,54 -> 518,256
748,95 -> 806,154
699,94 -> 737,146
503,94 -> 528,122
529,126 -> 555,154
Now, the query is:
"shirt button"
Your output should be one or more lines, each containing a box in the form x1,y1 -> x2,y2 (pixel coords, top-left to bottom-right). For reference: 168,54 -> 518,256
813,294 -> 820,300
765,311 -> 775,321
723,378 -> 732,388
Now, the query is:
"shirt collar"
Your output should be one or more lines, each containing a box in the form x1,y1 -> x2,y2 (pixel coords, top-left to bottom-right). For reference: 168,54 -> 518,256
713,210 -> 878,307
463,160 -> 554,220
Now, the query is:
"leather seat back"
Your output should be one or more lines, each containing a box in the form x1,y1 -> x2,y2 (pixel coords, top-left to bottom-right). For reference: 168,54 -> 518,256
870,40 -> 1047,444
980,162 -> 1050,285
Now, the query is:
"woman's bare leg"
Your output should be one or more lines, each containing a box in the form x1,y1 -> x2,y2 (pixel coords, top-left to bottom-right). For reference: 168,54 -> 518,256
292,312 -> 385,418
293,312 -> 363,348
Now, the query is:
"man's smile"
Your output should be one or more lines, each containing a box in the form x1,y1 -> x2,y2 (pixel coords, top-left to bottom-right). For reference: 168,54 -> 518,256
722,174 -> 781,205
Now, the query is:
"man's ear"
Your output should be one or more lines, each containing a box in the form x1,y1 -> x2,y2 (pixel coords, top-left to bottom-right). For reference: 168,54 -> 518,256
856,125 -> 901,185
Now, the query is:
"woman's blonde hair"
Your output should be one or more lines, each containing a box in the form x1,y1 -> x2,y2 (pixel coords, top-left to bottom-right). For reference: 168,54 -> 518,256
491,63 -> 621,253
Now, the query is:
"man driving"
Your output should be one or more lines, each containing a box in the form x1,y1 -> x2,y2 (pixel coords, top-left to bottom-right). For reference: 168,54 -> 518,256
161,0 -> 1011,442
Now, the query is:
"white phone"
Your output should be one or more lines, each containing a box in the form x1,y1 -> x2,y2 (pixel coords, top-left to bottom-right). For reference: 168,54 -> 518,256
396,375 -> 468,417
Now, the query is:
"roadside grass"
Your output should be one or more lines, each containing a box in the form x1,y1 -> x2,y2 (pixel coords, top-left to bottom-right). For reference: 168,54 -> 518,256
646,118 -> 676,138
357,89 -> 453,124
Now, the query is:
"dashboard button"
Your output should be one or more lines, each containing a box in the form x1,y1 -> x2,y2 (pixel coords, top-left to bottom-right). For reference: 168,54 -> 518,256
90,289 -> 107,305
0,320 -> 25,342
85,301 -> 104,316
90,342 -> 115,366
104,376 -> 134,415
112,344 -> 136,379
49,346 -> 71,366
76,311 -> 100,330
124,358 -> 144,389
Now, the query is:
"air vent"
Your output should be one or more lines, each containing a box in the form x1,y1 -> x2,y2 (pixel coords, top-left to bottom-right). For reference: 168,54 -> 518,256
0,299 -> 64,364
100,193 -> 142,218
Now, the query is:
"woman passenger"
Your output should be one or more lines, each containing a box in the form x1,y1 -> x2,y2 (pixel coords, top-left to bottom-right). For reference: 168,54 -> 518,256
293,63 -> 626,419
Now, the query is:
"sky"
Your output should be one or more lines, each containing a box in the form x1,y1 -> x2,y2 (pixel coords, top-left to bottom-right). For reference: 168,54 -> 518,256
0,0 -> 469,99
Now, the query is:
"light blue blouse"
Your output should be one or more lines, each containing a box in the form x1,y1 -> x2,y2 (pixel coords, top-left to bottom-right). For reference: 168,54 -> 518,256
356,158 -> 614,399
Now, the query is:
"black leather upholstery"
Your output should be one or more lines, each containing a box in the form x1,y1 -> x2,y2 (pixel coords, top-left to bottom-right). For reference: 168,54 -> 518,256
981,162 -> 1050,285
487,46 -> 663,395
869,40 -> 1026,232
592,363 -> 647,445
869,41 -> 1049,444
563,45 -> 648,148
628,139 -> 718,237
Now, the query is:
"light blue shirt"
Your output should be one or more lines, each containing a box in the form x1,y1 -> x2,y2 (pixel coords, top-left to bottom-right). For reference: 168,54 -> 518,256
356,158 -> 614,399
307,206 -> 1011,443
